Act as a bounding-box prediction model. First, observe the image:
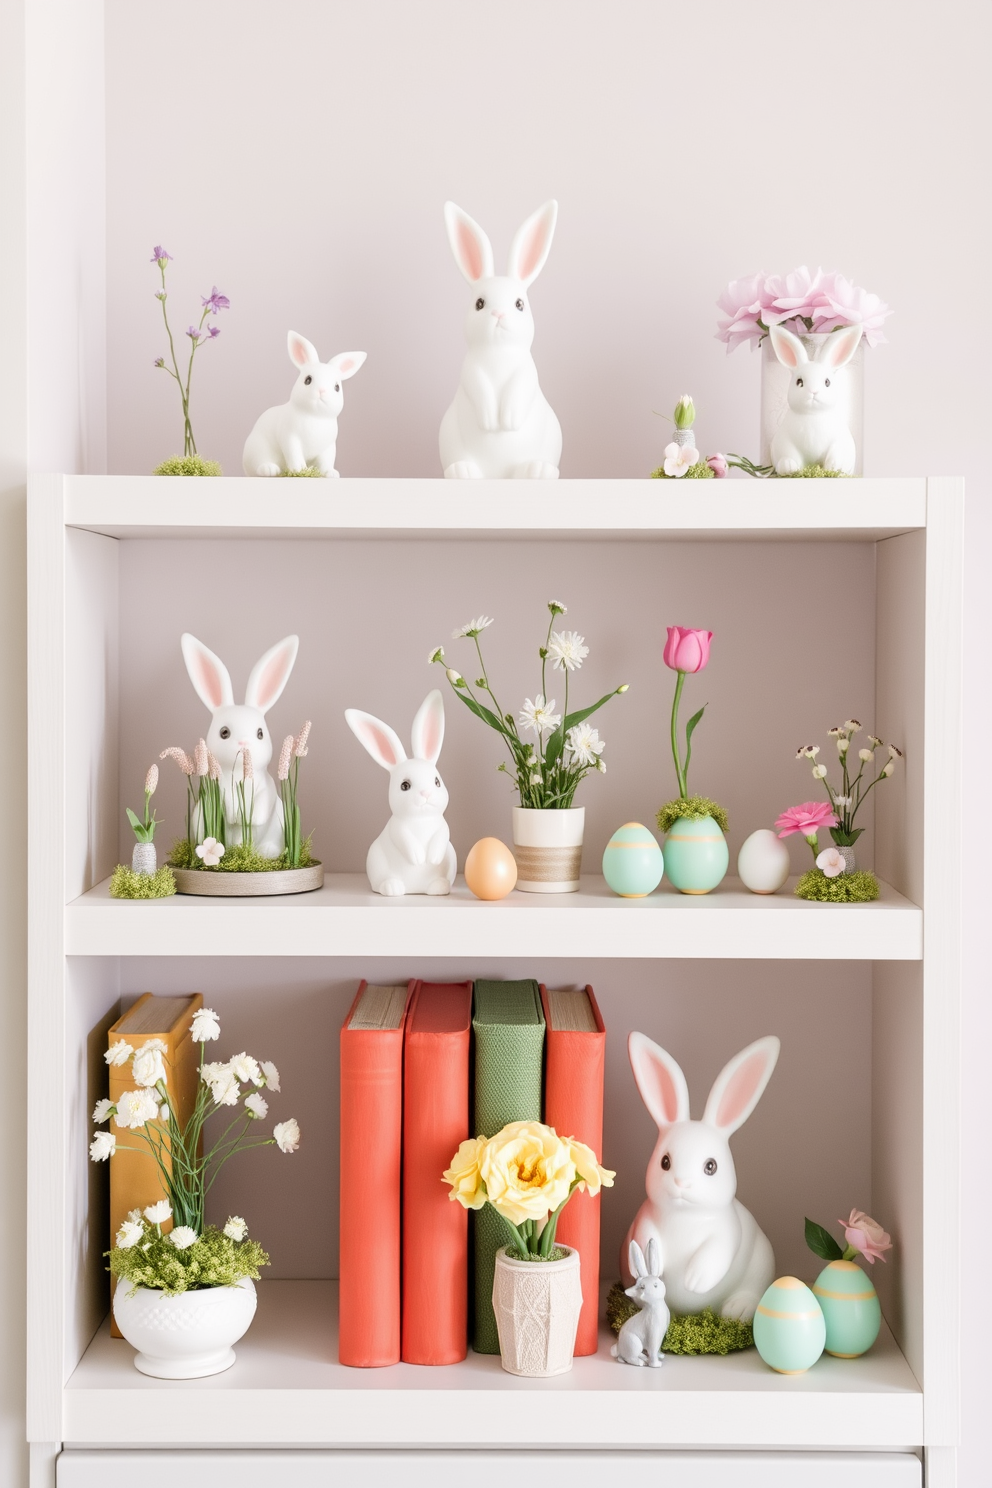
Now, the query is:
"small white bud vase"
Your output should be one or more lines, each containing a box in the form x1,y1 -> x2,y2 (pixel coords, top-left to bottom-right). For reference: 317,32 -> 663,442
131,842 -> 157,876
837,845 -> 857,873
512,806 -> 584,893
492,1245 -> 583,1377
760,332 -> 865,475
112,1277 -> 257,1378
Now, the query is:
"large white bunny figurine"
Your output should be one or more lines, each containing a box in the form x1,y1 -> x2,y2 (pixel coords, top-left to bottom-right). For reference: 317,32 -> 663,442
242,331 -> 366,477
344,690 -> 457,896
612,1239 -> 671,1368
181,632 -> 299,859
439,200 -> 562,480
623,1033 -> 781,1320
768,322 -> 863,475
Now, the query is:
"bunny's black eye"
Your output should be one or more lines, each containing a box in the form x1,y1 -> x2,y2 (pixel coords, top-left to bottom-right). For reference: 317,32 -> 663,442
824,378 -> 831,387
660,1154 -> 671,1170
796,377 -> 804,388
400,779 -> 411,791
334,383 -> 340,393
304,375 -> 312,385
257,728 -> 263,740
435,776 -> 440,787
475,297 -> 485,310
515,298 -> 524,311
219,726 -> 231,740
704,1158 -> 718,1175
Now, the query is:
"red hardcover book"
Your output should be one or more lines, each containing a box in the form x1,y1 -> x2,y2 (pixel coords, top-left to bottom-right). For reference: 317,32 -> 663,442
339,980 -> 412,1367
540,983 -> 606,1356
401,979 -> 473,1365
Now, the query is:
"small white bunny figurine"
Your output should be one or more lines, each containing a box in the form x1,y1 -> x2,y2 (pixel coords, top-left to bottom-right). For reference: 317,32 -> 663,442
439,200 -> 562,480
622,1033 -> 780,1321
768,322 -> 863,475
181,632 -> 299,859
242,331 -> 366,477
612,1239 -> 671,1368
344,690 -> 457,896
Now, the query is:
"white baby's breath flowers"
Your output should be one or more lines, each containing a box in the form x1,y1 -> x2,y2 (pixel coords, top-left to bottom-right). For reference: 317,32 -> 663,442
105,1040 -> 133,1067
859,748 -> 874,762
191,1007 -> 221,1042
547,630 -> 589,671
144,1199 -> 172,1225
453,616 -> 494,639
224,1216 -> 248,1242
274,1118 -> 301,1154
428,645 -> 445,665
168,1226 -> 198,1250
260,1060 -> 281,1092
92,1098 -> 115,1124
89,1131 -> 116,1162
518,694 -> 561,736
114,1088 -> 160,1130
132,1044 -> 167,1089
244,1092 -> 268,1119
196,836 -> 225,867
834,795 -> 852,808
116,1218 -> 144,1249
564,722 -> 605,767
229,1052 -> 262,1086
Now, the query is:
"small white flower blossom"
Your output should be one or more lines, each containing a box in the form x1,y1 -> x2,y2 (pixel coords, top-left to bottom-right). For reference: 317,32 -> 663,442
662,441 -> 699,477
169,1226 -> 198,1250
159,1104 -> 170,1121
105,1040 -> 133,1067
92,1098 -> 115,1124
207,1067 -> 241,1107
245,1092 -> 269,1119
547,600 -> 567,615
89,1131 -> 116,1162
114,1088 -> 160,1130
844,719 -> 862,733
144,1199 -> 172,1225
564,722 -> 605,767
132,1044 -> 167,1088
529,771 -> 543,785
224,1216 -> 248,1241
882,761 -> 894,777
817,848 -> 846,879
229,1052 -> 262,1086
259,1060 -> 281,1092
859,748 -> 874,762
888,744 -> 903,759
452,616 -> 494,639
445,668 -> 463,685
116,1219 -> 144,1249
191,1007 -> 221,1042
127,1208 -> 143,1223
812,764 -> 828,779
518,695 -> 561,737
547,630 -> 589,672
596,757 -> 607,773
428,645 -> 445,664
827,726 -> 843,737
834,795 -> 853,808
196,836 -> 225,867
274,1118 -> 301,1153
837,737 -> 850,754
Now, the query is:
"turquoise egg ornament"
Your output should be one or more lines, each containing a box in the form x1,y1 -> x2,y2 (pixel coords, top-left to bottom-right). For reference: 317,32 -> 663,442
663,814 -> 729,894
753,1276 -> 826,1374
813,1260 -> 882,1357
602,822 -> 664,897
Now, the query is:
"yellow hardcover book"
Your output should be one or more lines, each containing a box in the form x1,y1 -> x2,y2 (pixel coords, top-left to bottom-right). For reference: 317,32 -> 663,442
106,992 -> 202,1334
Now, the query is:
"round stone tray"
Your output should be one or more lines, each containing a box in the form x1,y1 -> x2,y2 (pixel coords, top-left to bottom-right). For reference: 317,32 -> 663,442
171,862 -> 324,897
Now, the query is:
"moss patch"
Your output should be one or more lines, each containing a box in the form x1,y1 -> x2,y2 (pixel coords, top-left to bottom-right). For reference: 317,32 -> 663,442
651,462 -> 715,480
795,868 -> 879,902
168,836 -> 315,873
657,795 -> 729,834
278,465 -> 326,477
606,1282 -> 753,1354
110,864 -> 176,899
110,1223 -> 268,1296
153,455 -> 223,476
778,465 -> 852,479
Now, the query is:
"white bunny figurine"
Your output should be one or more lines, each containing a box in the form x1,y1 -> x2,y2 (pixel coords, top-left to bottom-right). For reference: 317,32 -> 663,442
767,322 -> 863,475
622,1033 -> 781,1321
344,689 -> 457,896
242,331 -> 366,477
612,1239 -> 671,1368
439,200 -> 562,480
180,632 -> 299,859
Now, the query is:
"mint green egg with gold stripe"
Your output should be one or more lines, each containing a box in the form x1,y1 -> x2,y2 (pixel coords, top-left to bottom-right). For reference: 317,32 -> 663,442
753,1276 -> 826,1374
813,1260 -> 881,1357
663,814 -> 729,894
602,822 -> 664,897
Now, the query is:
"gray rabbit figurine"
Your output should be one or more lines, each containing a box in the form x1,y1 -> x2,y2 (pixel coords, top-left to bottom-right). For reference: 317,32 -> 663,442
612,1238 -> 671,1368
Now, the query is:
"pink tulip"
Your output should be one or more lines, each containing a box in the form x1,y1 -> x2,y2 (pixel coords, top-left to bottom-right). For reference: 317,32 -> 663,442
707,453 -> 728,478
775,801 -> 839,839
839,1208 -> 892,1264
663,627 -> 713,674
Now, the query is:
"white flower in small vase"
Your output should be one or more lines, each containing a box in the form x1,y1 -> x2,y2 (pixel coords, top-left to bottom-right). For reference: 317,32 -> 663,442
206,1066 -> 242,1107
196,836 -> 225,867
564,723 -> 605,767
518,695 -> 561,736
229,1052 -> 262,1085
132,1042 -> 168,1088
92,1098 -> 115,1124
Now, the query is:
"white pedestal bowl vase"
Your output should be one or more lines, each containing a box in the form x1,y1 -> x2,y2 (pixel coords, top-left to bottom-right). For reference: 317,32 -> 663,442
492,1245 -> 583,1377
512,807 -> 584,893
760,332 -> 865,475
112,1277 -> 257,1378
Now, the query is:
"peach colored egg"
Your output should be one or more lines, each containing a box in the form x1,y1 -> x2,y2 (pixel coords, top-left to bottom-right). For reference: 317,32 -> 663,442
464,838 -> 518,900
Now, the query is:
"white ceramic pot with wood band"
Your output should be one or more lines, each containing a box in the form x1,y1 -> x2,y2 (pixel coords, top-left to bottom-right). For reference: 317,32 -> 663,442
512,807 -> 584,893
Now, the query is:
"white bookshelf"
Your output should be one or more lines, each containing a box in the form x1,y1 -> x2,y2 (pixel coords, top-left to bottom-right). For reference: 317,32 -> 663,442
27,475 -> 962,1486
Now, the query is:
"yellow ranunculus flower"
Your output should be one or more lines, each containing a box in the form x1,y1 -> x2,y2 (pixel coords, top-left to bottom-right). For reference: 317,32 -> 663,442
442,1136 -> 488,1209
568,1138 -> 615,1196
479,1121 -> 574,1226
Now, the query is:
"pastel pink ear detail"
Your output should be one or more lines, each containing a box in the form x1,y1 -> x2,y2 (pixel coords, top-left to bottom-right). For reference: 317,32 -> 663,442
369,723 -> 402,765
181,633 -> 234,710
769,323 -> 805,369
703,1035 -> 780,1135
244,636 -> 299,712
411,690 -> 444,763
507,201 -> 558,286
628,1032 -> 690,1128
338,358 -> 356,374
255,654 -> 290,709
193,653 -> 224,708
714,1053 -> 767,1129
821,323 -> 863,367
455,219 -> 485,281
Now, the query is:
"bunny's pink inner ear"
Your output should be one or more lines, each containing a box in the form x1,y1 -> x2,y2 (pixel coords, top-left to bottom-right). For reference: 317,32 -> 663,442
411,690 -> 444,763
821,324 -> 863,367
508,201 -> 557,286
368,723 -> 402,764
346,710 -> 408,769
714,1054 -> 766,1129
628,1032 -> 689,1128
768,323 -> 806,369
288,331 -> 318,368
444,203 -> 494,284
192,654 -> 225,708
181,633 -> 234,710
704,1035 -> 780,1135
245,636 -> 299,712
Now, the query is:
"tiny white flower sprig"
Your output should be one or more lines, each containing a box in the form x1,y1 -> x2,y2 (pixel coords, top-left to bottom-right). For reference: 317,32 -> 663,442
796,720 -> 902,848
431,602 -> 626,809
90,1008 -> 300,1236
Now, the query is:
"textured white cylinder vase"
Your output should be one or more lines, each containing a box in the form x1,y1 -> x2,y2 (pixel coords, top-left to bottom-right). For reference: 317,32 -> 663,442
492,1245 -> 583,1377
512,807 -> 584,893
131,842 -> 157,875
760,332 -> 865,475
113,1277 -> 257,1378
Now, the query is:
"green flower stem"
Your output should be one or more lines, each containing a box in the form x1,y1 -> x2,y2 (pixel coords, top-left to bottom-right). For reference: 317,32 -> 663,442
804,832 -> 819,862
842,1244 -> 859,1262
670,670 -> 687,799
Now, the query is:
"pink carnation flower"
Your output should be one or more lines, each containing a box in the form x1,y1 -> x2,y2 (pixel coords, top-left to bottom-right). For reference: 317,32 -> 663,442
775,801 -> 839,839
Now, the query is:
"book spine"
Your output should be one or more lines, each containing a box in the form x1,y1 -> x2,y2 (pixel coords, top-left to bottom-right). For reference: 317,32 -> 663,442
541,984 -> 606,1356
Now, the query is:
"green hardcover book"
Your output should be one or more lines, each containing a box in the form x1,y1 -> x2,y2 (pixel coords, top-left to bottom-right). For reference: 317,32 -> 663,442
471,978 -> 546,1353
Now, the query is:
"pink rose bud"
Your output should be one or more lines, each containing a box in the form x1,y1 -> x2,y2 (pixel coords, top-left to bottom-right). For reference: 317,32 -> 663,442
663,626 -> 713,674
840,1208 -> 892,1264
707,453 -> 728,478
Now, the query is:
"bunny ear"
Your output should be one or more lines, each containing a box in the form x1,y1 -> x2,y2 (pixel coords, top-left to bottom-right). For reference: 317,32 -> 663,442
245,635 -> 299,712
507,200 -> 558,287
327,351 -> 367,381
410,689 -> 444,763
444,202 -> 494,284
628,1032 -> 690,1129
628,1240 -> 647,1280
645,1238 -> 662,1278
181,633 -> 234,710
768,323 -> 808,369
345,708 -> 407,770
288,331 -> 320,369
819,323 -> 863,368
702,1036 -> 780,1136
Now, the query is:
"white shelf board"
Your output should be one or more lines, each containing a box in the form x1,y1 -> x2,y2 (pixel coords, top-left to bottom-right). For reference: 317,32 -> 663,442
57,474 -> 928,542
65,873 -> 922,960
64,1280 -> 922,1449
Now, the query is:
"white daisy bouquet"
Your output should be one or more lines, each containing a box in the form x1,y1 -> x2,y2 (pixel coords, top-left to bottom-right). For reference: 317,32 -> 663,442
430,602 -> 628,808
90,1006 -> 301,1293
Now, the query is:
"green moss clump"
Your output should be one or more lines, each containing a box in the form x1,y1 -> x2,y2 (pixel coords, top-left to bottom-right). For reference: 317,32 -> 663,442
795,868 -> 879,902
606,1282 -> 753,1354
168,836 -> 315,873
278,465 -> 326,477
657,795 -> 729,834
109,1223 -> 269,1296
154,455 -> 223,477
779,465 -> 852,479
651,462 -> 715,480
110,864 -> 176,899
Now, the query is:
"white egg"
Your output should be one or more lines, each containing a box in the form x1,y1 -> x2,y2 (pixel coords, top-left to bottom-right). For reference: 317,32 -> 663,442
737,828 -> 791,895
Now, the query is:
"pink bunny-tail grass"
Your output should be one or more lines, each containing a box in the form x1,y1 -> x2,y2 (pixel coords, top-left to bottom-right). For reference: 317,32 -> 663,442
160,746 -> 194,776
277,736 -> 293,782
208,751 -> 222,780
239,747 -> 254,781
294,720 -> 311,758
193,738 -> 209,777
144,763 -> 159,795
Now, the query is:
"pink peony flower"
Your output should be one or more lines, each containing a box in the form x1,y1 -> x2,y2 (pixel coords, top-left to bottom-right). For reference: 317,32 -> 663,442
775,801 -> 839,839
839,1209 -> 892,1264
715,272 -> 772,352
810,270 -> 891,348
764,264 -> 822,331
706,453 -> 728,478
663,626 -> 713,674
